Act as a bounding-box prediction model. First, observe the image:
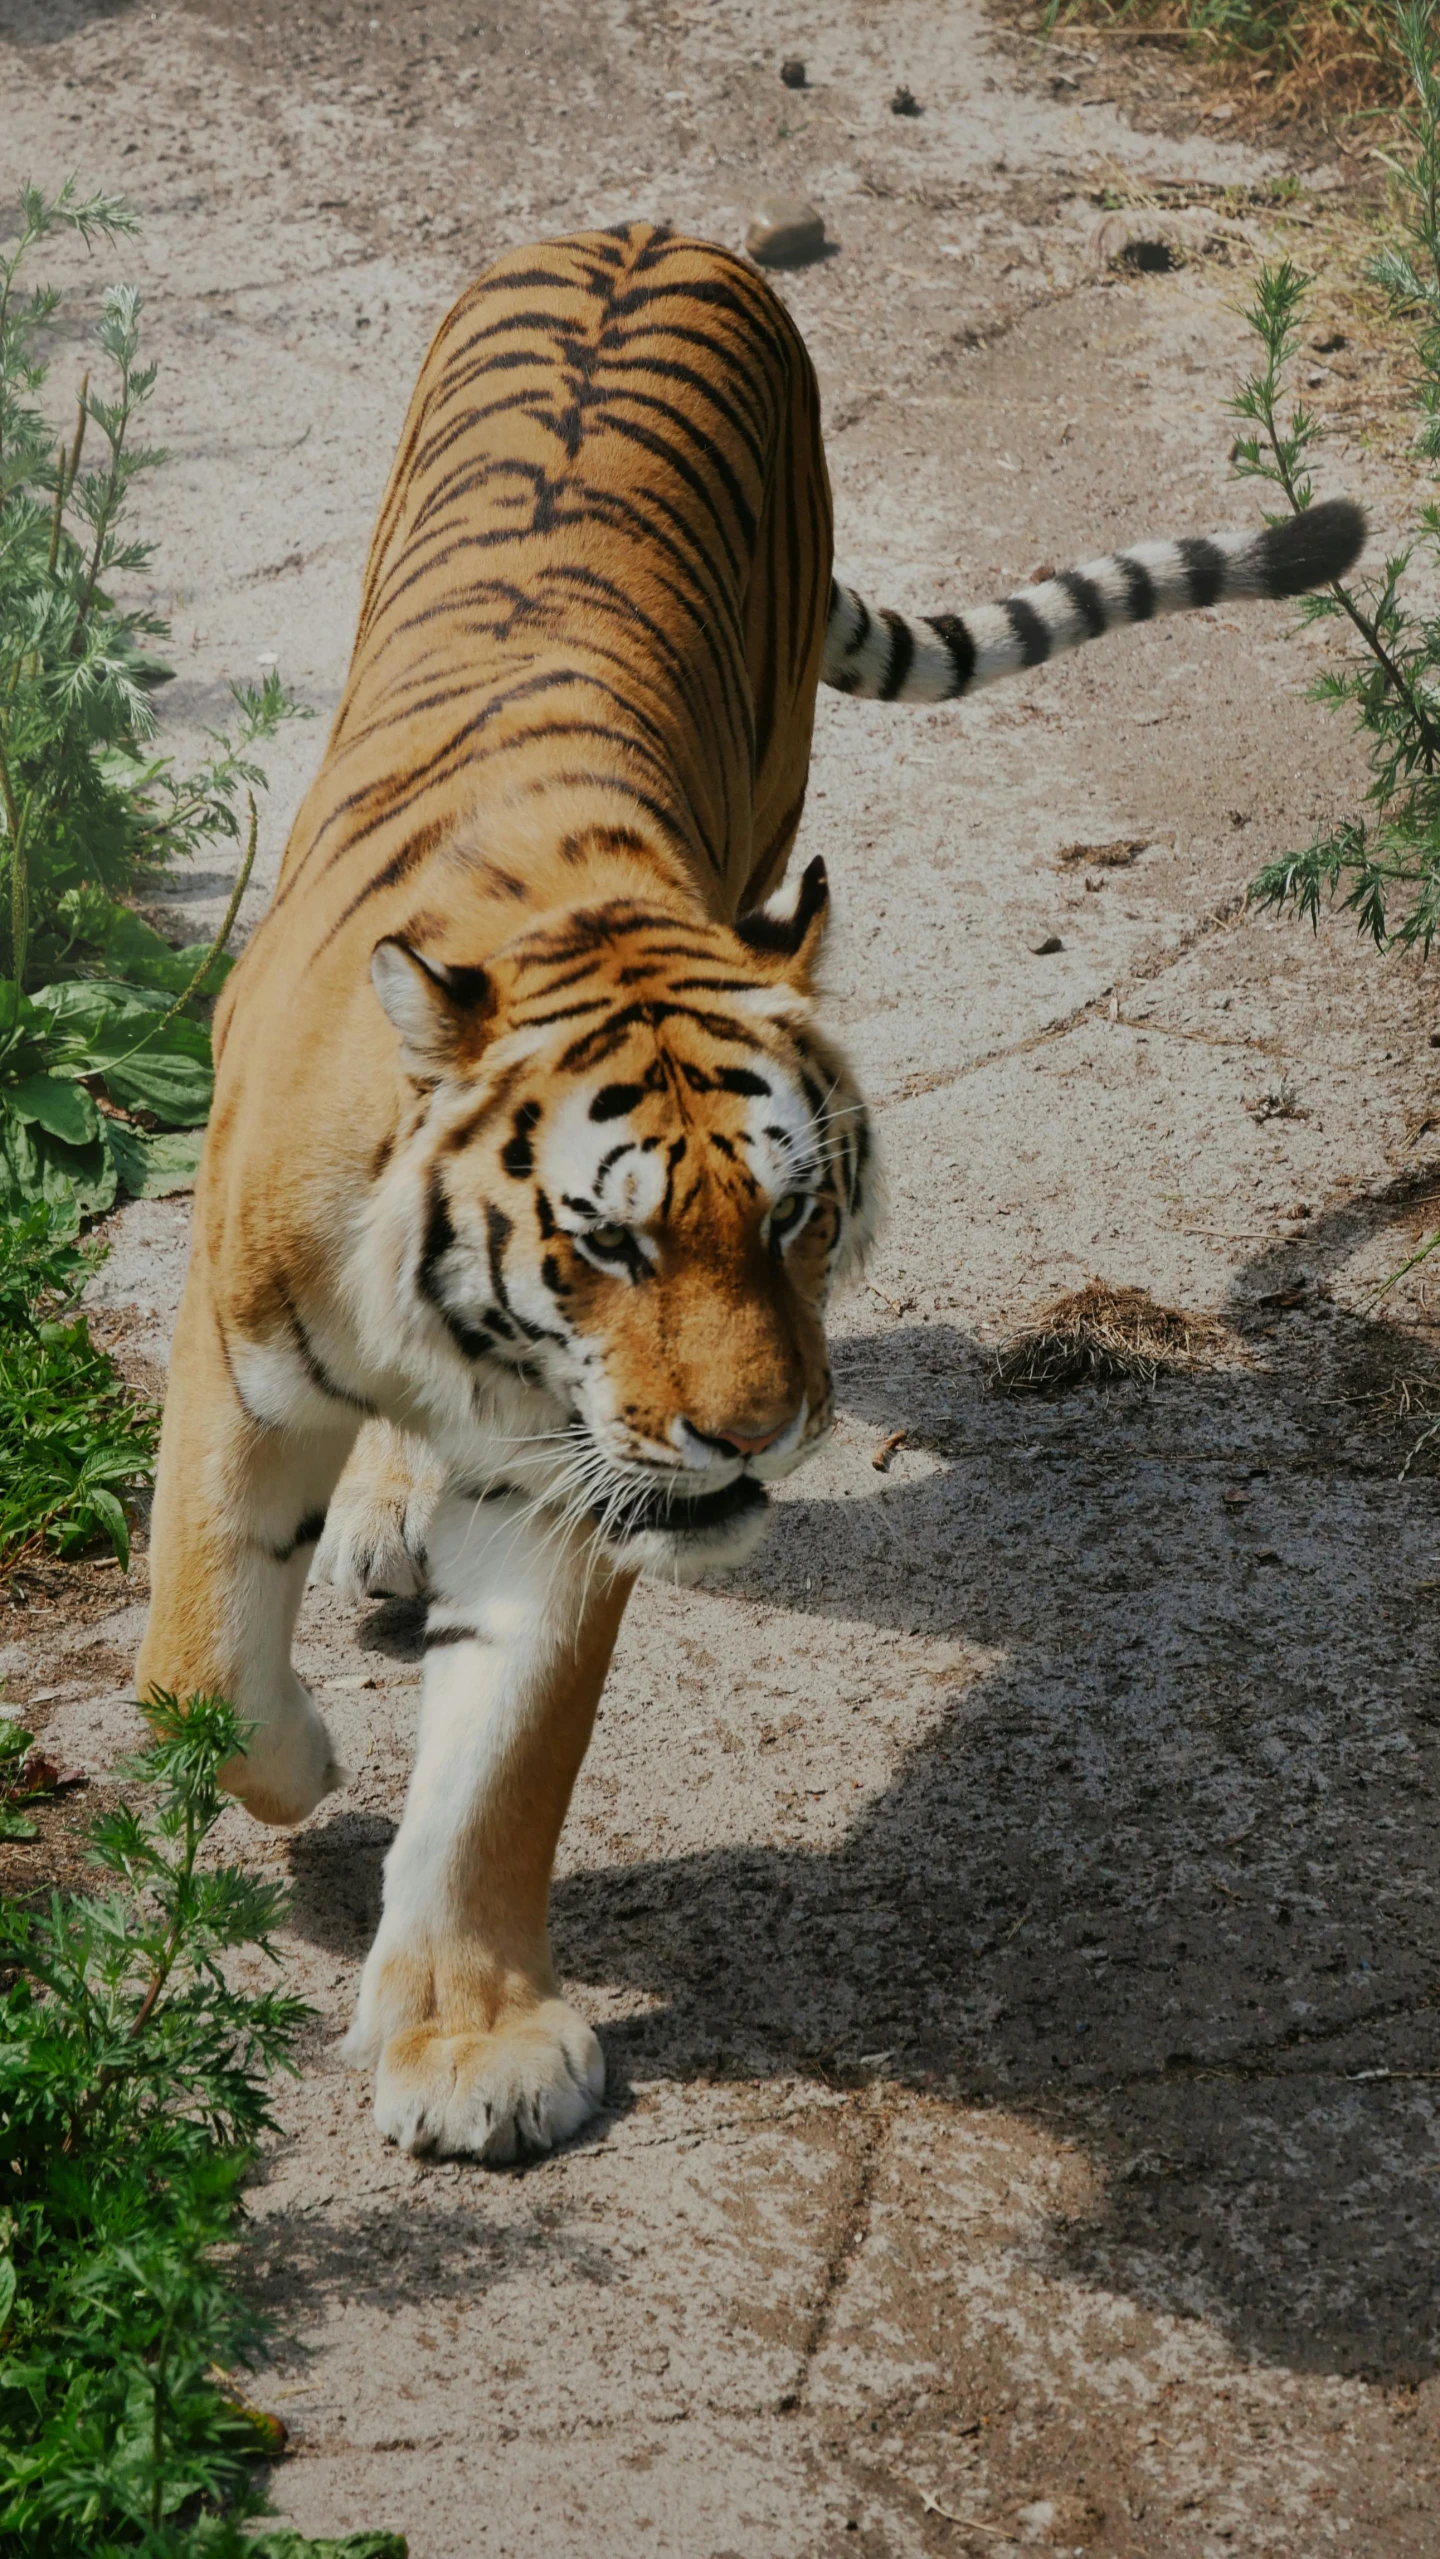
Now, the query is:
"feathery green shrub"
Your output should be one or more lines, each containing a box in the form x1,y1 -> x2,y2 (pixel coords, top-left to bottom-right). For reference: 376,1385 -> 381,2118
0,1693 -> 404,2558
1235,2 -> 1440,952
0,179 -> 305,1227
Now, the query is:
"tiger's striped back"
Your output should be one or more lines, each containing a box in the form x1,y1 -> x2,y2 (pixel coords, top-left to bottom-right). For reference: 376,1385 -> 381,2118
239,221 -> 832,1031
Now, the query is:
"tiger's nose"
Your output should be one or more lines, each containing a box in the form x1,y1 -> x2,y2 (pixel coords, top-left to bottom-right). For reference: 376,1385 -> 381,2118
687,1415 -> 794,1461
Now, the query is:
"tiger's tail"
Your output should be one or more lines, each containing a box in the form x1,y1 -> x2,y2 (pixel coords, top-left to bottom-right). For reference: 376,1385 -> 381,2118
821,495 -> 1367,705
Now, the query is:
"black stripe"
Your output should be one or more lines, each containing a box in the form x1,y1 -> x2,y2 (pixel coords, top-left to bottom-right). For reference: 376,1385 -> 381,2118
596,376 -> 759,544
516,768 -> 699,860
485,1200 -> 566,1347
214,1309 -> 258,1421
424,1622 -> 490,1649
924,613 -> 976,697
501,1100 -> 542,1179
299,667 -> 585,917
524,958 -> 617,999
419,1179 -> 502,1358
1177,535 -> 1225,609
559,997 -> 766,1074
660,1135 -> 687,1220
1002,595 -> 1052,667
511,996 -> 614,1031
276,1280 -> 375,1414
615,942 -> 728,981
544,548 -> 752,771
1055,569 -> 1108,638
879,608 -> 915,702
270,1509 -> 328,1564
599,408 -> 746,585
1117,555 -> 1157,621
591,1082 -> 646,1122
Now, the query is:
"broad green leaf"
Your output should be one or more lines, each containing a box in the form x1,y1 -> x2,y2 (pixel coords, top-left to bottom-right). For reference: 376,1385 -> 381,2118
100,1106 -> 207,1198
0,1803 -> 38,1841
0,1111 -> 121,1224
0,2256 -> 15,2331
127,1125 -> 205,1198
0,1111 -> 49,1211
32,1126 -> 118,1222
96,904 -> 234,997
5,1073 -> 98,1146
85,1484 -> 130,1569
248,2537 -> 410,2559
99,1116 -> 148,1202
103,1044 -> 213,1125
35,977 -> 173,1032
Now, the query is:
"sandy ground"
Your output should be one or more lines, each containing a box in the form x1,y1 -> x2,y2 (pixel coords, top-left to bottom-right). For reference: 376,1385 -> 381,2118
8,0 -> 1440,2551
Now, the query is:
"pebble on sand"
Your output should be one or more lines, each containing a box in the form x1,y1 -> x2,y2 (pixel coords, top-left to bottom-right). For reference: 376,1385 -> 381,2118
780,55 -> 806,88
890,84 -> 922,114
745,195 -> 826,268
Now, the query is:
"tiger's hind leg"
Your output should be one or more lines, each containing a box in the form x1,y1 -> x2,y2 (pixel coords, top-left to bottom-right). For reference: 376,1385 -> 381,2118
345,1482 -> 632,2162
136,1260 -> 359,1826
311,1419 -> 446,1600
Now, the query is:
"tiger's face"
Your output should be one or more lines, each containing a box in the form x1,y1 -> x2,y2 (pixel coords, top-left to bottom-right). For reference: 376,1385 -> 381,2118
367,860 -> 875,1579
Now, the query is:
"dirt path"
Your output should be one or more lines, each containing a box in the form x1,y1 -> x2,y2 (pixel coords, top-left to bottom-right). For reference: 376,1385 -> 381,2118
7,1 -> 1440,2550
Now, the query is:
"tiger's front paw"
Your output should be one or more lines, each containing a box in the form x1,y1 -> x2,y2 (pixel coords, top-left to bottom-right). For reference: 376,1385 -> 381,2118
222,1679 -> 344,1826
311,1422 -> 445,1600
357,2000 -> 605,2164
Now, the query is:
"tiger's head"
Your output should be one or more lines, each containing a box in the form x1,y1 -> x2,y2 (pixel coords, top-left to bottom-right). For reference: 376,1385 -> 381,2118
366,857 -> 876,1580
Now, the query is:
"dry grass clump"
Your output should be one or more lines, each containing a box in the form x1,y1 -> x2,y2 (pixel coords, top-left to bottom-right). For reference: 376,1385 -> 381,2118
1054,835 -> 1152,868
1035,0 -> 1405,120
994,1280 -> 1224,1393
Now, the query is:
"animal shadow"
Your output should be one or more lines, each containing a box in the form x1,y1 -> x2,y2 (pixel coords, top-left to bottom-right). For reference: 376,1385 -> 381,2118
289,1227 -> 1440,2385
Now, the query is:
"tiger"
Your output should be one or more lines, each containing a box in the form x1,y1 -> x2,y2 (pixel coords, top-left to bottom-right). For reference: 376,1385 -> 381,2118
136,221 -> 1364,2164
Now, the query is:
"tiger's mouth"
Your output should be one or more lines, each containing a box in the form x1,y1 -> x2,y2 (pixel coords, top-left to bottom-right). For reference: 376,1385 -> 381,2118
597,1472 -> 769,1544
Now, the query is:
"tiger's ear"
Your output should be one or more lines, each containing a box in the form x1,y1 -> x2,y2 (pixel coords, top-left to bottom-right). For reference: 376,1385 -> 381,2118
733,855 -> 829,991
371,939 -> 495,1078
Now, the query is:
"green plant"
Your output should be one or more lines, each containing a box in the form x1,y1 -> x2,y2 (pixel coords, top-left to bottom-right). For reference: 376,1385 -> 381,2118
1232,3 -> 1440,952
0,1719 -> 61,1842
0,180 -> 306,1225
0,1206 -> 156,1567
0,973 -> 214,1222
0,1692 -> 405,2558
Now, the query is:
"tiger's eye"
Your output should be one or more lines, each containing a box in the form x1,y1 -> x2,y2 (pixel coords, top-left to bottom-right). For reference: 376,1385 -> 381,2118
589,1223 -> 626,1250
772,1194 -> 798,1223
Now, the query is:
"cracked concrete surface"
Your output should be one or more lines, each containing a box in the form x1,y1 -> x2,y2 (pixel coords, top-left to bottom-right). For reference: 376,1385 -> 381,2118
7,0 -> 1440,2549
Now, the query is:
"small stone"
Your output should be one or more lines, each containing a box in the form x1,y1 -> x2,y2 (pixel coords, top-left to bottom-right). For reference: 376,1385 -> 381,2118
780,55 -> 807,88
745,194 -> 826,268
890,83 -> 922,115
1030,934 -> 1064,955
